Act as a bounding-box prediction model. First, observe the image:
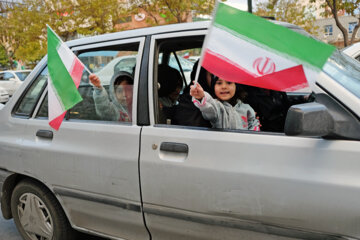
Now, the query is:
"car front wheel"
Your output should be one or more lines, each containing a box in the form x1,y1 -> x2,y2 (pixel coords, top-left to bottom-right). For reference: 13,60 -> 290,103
11,179 -> 74,240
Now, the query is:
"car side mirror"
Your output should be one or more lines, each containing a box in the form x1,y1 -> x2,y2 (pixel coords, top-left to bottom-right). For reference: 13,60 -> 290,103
284,102 -> 333,137
9,78 -> 16,81
285,94 -> 360,140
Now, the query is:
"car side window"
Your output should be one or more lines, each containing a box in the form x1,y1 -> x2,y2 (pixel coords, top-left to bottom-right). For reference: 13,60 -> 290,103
153,36 -> 314,133
36,42 -> 139,123
14,68 -> 48,117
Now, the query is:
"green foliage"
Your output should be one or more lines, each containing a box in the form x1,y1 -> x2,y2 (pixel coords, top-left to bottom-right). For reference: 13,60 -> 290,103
1,0 -> 214,64
0,0 -> 129,64
255,0 -> 318,35
0,45 -> 9,66
129,0 -> 214,24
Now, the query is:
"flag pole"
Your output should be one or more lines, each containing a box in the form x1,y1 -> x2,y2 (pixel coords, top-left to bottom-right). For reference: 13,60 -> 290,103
193,0 -> 220,86
46,24 -> 92,75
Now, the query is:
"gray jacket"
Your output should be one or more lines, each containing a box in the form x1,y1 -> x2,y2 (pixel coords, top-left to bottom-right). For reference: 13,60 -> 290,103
193,92 -> 260,130
93,77 -> 131,122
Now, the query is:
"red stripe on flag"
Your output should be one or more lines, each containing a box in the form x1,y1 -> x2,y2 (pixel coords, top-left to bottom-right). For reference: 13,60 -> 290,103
258,65 -> 309,91
49,111 -> 66,131
70,58 -> 84,88
202,50 -> 309,92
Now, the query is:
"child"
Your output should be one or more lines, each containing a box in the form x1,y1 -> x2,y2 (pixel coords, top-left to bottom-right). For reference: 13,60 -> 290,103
89,71 -> 133,122
190,77 -> 260,131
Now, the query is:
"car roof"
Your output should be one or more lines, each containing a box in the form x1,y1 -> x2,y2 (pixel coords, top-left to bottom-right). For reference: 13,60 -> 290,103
67,20 -> 309,48
67,21 -> 210,48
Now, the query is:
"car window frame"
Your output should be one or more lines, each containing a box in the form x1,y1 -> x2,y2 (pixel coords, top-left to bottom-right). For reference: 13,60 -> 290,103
12,57 -> 48,118
148,30 -> 320,136
32,37 -> 146,125
149,30 -> 208,126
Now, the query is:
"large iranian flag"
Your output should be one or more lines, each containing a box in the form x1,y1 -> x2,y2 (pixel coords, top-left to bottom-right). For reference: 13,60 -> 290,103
47,26 -> 83,130
201,2 -> 336,92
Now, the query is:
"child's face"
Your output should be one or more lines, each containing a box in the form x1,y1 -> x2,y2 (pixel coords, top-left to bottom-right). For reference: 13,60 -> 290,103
115,81 -> 133,107
214,79 -> 236,101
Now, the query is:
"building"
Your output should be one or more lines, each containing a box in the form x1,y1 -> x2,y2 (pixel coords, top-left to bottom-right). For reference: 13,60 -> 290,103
315,15 -> 360,47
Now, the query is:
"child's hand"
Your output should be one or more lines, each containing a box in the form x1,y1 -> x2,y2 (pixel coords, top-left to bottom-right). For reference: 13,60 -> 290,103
190,82 -> 205,101
89,74 -> 102,89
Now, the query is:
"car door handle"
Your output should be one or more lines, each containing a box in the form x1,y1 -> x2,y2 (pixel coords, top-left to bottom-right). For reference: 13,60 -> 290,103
36,130 -> 53,139
160,142 -> 188,153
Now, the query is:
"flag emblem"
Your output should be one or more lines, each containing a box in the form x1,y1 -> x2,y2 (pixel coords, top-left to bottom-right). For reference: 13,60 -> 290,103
253,57 -> 276,75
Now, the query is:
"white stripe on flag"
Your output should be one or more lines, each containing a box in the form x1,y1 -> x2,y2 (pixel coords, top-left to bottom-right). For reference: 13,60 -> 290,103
207,27 -> 299,76
48,79 -> 65,121
57,42 -> 77,73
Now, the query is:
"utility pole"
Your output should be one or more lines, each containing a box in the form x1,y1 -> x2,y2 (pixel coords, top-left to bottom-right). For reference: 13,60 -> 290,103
248,0 -> 252,13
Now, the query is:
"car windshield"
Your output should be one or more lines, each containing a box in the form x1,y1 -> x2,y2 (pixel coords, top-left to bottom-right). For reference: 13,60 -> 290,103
15,71 -> 30,81
323,50 -> 360,99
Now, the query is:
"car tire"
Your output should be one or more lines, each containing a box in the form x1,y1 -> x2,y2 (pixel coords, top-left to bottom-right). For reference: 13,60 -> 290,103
11,179 -> 75,240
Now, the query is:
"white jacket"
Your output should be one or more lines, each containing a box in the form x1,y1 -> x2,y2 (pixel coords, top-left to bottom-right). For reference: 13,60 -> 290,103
193,92 -> 260,131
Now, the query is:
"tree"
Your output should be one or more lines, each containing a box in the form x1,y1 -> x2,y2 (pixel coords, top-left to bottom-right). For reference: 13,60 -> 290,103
0,0 -> 131,64
129,0 -> 214,25
0,45 -> 9,67
255,0 -> 318,35
311,0 -> 360,47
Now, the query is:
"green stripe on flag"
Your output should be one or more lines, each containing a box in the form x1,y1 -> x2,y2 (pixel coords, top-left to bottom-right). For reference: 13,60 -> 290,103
214,3 -> 335,69
47,27 -> 82,110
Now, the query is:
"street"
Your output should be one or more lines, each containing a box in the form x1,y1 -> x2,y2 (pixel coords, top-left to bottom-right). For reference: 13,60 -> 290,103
0,208 -> 109,240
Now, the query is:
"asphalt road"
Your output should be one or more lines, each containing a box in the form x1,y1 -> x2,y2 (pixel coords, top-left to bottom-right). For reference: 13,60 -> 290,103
0,209 -> 108,240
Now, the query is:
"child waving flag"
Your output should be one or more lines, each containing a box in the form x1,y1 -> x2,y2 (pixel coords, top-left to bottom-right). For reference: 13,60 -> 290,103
200,1 -> 336,92
47,25 -> 85,130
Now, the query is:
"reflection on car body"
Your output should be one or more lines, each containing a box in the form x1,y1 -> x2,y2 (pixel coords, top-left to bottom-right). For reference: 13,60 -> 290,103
0,21 -> 360,240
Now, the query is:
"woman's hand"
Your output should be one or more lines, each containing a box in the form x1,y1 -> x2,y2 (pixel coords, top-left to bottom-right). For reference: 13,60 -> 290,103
190,81 -> 205,101
89,74 -> 102,89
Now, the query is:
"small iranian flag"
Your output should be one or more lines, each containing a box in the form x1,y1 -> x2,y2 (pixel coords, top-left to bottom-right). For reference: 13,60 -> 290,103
47,26 -> 84,130
201,2 -> 336,92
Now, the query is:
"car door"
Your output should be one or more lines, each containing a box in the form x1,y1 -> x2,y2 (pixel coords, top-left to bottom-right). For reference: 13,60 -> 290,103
139,32 -> 360,240
7,38 -> 149,239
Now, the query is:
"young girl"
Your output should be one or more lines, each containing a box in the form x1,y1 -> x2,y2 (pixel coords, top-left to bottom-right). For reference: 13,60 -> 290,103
89,71 -> 133,122
190,78 -> 260,131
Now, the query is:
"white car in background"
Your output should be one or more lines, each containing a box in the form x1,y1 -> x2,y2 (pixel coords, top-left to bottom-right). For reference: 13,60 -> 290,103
94,55 -> 137,85
0,86 -> 9,103
0,70 -> 31,96
342,42 -> 360,61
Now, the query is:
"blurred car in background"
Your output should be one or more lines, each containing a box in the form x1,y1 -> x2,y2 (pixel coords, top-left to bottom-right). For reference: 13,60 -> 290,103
342,42 -> 360,61
0,70 -> 31,96
0,86 -> 9,103
94,55 -> 137,85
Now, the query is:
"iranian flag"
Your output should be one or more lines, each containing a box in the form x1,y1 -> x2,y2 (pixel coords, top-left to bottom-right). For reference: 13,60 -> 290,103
47,26 -> 84,130
201,2 -> 336,92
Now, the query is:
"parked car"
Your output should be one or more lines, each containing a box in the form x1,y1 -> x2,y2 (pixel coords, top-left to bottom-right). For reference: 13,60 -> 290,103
0,70 -> 31,96
0,86 -> 9,103
342,42 -> 360,61
0,21 -> 360,240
